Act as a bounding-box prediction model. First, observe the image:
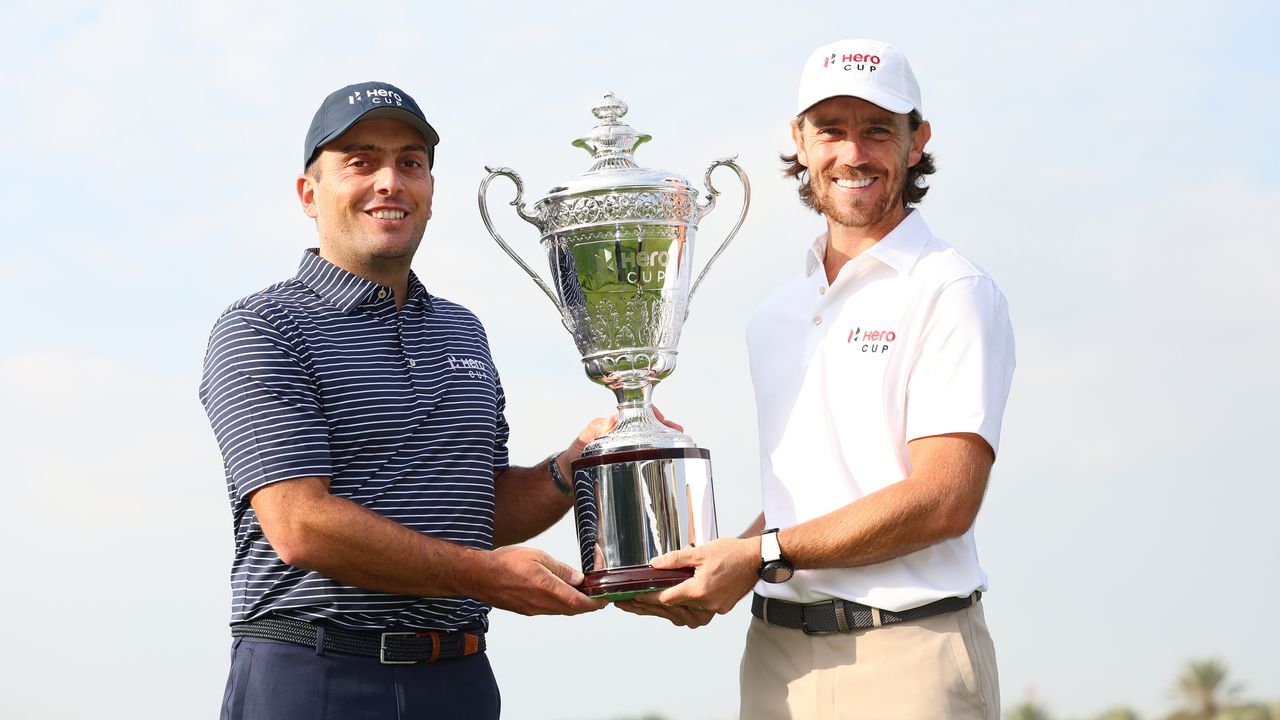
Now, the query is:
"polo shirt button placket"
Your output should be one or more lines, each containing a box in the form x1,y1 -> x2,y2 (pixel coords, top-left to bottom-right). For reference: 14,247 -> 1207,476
813,276 -> 829,327
388,310 -> 413,371
399,336 -> 415,370
812,281 -> 826,330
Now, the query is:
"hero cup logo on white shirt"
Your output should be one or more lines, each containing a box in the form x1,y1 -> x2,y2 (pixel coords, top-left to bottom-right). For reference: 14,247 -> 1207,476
847,326 -> 897,354
348,87 -> 405,106
824,52 -> 880,72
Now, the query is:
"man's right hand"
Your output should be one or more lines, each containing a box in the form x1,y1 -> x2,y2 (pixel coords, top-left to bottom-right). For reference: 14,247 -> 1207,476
468,546 -> 607,616
614,597 -> 716,628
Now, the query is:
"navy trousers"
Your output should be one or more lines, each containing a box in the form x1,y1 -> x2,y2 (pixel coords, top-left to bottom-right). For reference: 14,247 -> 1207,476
220,637 -> 501,719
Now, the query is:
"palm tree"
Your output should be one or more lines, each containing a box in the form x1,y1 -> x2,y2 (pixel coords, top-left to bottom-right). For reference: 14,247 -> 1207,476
1175,658 -> 1241,719
1218,702 -> 1277,720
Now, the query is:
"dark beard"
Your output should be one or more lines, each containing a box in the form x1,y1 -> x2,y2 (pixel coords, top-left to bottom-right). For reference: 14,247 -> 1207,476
809,161 -> 907,229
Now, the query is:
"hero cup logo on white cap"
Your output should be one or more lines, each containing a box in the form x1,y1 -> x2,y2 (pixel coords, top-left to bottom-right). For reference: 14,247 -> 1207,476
823,51 -> 882,72
797,38 -> 922,116
348,86 -> 405,107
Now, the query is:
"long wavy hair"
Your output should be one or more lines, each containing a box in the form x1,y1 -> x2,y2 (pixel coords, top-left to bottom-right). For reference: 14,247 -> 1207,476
780,110 -> 936,211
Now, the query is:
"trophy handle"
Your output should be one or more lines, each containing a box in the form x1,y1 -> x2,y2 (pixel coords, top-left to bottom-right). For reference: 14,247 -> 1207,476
689,156 -> 751,308
478,166 -> 564,312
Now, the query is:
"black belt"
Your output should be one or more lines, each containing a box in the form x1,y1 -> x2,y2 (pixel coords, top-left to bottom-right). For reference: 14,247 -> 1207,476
232,616 -> 485,665
751,591 -> 979,635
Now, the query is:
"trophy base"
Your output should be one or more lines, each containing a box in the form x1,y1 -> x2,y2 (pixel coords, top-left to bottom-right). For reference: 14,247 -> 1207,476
571,447 -> 718,601
582,566 -> 694,601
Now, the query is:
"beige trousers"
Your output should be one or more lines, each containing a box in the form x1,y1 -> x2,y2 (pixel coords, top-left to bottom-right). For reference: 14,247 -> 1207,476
739,601 -> 999,720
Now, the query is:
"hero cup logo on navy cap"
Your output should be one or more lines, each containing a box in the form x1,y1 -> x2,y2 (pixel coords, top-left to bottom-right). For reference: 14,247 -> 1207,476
303,81 -> 440,170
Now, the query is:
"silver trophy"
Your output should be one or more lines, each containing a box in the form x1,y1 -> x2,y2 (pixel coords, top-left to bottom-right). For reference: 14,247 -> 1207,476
479,93 -> 749,599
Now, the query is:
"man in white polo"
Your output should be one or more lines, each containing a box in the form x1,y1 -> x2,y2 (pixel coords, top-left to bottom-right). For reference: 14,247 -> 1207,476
621,38 -> 1015,718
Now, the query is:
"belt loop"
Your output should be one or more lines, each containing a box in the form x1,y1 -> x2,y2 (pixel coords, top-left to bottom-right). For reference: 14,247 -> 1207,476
416,631 -> 441,663
871,608 -> 883,628
314,625 -> 326,656
833,601 -> 850,632
762,596 -> 771,625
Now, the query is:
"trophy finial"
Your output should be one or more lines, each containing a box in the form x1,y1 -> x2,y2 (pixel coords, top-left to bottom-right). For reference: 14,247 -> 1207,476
592,92 -> 628,123
573,92 -> 651,171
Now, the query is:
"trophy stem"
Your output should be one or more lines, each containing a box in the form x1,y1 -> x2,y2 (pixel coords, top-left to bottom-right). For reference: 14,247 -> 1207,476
582,381 -> 694,456
612,382 -> 665,436
613,381 -> 652,410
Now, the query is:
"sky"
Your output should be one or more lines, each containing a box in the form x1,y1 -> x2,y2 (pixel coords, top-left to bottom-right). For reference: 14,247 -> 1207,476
1,1 -> 1277,718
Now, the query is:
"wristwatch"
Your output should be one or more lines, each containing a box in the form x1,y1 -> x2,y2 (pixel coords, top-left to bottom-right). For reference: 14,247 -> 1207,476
758,528 -> 794,583
546,453 -> 572,497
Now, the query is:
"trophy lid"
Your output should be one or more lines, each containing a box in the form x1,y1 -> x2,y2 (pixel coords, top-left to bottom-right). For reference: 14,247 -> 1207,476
544,93 -> 694,198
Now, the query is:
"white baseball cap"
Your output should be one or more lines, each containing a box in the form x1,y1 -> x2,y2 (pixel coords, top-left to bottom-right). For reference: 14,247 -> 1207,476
795,38 -> 922,116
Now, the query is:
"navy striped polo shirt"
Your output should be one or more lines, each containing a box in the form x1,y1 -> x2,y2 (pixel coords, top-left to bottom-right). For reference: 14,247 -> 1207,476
199,249 -> 510,631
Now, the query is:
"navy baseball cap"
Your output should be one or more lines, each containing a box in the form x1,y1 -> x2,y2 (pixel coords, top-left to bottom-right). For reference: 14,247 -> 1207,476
303,81 -> 440,170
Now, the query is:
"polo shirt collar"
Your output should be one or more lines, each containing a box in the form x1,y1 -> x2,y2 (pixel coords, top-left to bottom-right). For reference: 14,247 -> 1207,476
804,234 -> 827,277
803,209 -> 932,278
405,273 -> 433,312
295,249 -> 434,314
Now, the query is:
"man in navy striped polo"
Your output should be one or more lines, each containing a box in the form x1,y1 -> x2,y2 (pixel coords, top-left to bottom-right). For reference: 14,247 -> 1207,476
200,81 -> 608,719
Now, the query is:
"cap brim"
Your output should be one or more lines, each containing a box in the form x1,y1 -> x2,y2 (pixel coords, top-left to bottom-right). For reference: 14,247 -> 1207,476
356,107 -> 440,147
311,106 -> 441,166
797,89 -> 915,116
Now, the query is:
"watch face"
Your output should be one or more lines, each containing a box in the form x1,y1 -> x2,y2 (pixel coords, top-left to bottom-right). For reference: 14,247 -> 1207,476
761,561 -> 793,584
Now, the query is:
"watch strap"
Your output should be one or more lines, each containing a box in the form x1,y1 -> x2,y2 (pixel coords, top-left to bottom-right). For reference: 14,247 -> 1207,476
760,528 -> 783,563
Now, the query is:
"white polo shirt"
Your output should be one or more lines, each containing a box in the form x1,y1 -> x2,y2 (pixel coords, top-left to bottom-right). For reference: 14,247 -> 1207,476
747,210 -> 1015,612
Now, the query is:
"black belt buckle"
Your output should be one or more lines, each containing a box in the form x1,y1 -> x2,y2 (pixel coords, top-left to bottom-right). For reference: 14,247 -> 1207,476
800,599 -> 843,635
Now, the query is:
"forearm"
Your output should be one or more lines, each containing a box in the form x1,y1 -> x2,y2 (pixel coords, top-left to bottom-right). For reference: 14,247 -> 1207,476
253,475 -> 604,616
779,476 -> 973,570
492,458 -> 574,547
778,434 -> 991,570
261,486 -> 485,597
646,474 -> 975,613
492,417 -> 616,546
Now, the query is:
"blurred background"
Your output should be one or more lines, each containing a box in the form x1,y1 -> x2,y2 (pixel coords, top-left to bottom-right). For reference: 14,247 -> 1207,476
1,1 -> 1276,718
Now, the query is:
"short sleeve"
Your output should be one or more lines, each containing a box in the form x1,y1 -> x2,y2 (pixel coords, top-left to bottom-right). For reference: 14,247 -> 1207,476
904,275 -> 1016,455
491,373 -> 511,473
468,313 -> 511,474
199,307 -> 333,501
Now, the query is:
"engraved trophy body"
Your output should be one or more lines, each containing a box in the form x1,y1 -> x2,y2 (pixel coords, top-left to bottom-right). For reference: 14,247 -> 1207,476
479,94 -> 749,600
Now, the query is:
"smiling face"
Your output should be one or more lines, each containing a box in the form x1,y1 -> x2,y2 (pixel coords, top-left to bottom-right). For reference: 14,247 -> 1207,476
297,118 -> 434,278
791,96 -> 931,238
